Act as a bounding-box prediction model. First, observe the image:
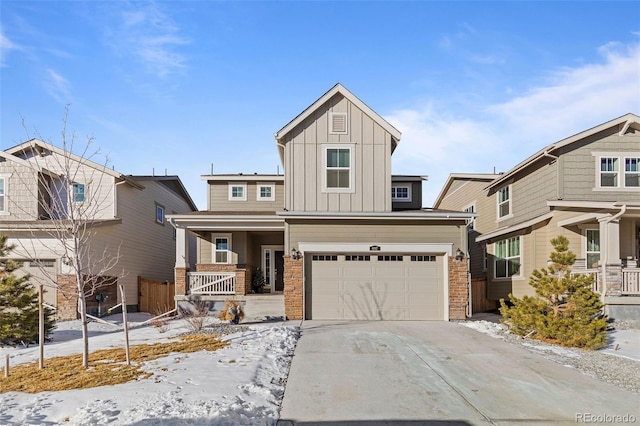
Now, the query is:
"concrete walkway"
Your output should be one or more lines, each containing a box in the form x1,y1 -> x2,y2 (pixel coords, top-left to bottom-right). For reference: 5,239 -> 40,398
278,321 -> 640,426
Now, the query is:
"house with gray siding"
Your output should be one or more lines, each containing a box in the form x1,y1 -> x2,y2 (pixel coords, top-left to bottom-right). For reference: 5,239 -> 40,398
435,114 -> 640,322
168,84 -> 474,321
0,139 -> 197,319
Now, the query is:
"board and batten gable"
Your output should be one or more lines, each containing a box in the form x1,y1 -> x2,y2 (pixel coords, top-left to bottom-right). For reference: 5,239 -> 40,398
281,92 -> 394,213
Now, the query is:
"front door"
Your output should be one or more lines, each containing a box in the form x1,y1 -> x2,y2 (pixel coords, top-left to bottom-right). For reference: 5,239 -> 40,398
275,250 -> 284,292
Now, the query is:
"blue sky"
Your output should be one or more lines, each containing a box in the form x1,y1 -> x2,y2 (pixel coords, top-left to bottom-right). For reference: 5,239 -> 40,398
2,1 -> 639,210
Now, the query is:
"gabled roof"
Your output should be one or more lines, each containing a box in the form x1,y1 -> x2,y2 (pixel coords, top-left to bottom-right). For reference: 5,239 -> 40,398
6,139 -> 144,190
127,175 -> 198,212
433,173 -> 501,208
487,113 -> 640,190
0,150 -> 60,179
274,83 -> 402,164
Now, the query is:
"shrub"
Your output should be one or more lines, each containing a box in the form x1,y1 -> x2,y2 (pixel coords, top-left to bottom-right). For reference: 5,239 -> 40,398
500,236 -> 607,349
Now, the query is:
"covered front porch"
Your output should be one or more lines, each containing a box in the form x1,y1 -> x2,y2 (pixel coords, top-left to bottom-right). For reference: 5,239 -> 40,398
555,203 -> 640,321
167,212 -> 286,298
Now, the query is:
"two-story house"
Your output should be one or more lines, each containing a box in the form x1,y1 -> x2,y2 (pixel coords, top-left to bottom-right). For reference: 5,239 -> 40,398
435,114 -> 640,321
0,139 -> 197,320
168,84 -> 474,321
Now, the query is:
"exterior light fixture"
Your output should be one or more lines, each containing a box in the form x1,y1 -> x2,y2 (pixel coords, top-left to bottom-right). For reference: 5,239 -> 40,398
455,248 -> 465,261
291,248 -> 301,260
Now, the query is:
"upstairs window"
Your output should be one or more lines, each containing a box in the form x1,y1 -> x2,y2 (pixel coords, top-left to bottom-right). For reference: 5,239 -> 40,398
625,158 -> 640,187
594,153 -> 640,190
325,147 -> 352,191
72,183 -> 85,203
228,183 -> 247,201
391,185 -> 411,201
0,176 -> 6,214
600,157 -> 619,187
257,184 -> 275,201
494,237 -> 521,278
497,186 -> 511,219
155,203 -> 165,224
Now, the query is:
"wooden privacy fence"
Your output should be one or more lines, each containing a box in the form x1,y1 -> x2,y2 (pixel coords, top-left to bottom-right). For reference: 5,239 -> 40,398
138,276 -> 175,315
471,278 -> 495,314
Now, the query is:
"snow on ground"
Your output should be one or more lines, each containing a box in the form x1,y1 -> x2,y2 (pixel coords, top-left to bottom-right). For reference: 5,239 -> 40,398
0,313 -> 299,425
461,317 -> 640,362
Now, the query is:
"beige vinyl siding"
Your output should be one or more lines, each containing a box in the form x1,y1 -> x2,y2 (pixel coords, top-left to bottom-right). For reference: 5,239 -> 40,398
284,93 -> 392,213
561,128 -> 640,202
93,179 -> 196,306
207,180 -> 284,212
0,160 -> 40,220
288,220 -> 465,249
391,180 -> 422,210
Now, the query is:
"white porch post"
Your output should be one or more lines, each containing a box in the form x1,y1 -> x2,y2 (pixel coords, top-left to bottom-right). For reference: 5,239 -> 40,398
175,227 -> 190,269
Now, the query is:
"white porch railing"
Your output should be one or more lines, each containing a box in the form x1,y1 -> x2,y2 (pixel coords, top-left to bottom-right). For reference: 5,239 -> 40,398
622,268 -> 640,295
189,272 -> 236,295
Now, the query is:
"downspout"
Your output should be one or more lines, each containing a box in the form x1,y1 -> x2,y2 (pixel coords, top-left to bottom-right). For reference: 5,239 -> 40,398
542,151 -> 560,199
600,204 -> 627,306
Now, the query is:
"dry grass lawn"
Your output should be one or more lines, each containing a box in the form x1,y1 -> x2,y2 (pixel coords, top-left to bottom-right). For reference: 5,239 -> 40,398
1,334 -> 228,393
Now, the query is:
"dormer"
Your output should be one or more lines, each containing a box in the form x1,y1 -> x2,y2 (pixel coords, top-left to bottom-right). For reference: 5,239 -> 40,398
274,84 -> 401,213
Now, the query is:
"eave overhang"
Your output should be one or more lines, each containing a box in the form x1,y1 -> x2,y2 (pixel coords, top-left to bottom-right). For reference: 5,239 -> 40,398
276,210 -> 474,221
167,213 -> 285,231
475,212 -> 554,244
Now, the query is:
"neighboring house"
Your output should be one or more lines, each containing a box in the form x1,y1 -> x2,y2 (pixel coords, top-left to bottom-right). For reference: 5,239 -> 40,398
434,114 -> 640,321
168,83 -> 473,321
0,139 -> 197,320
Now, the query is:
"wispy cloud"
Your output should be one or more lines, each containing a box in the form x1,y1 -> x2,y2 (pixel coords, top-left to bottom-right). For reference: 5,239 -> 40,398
388,40 -> 640,206
0,30 -> 21,67
107,2 -> 190,78
44,68 -> 71,103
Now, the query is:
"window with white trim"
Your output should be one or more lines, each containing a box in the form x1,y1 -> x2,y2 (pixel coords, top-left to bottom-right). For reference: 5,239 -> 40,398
0,176 -> 6,214
391,185 -> 411,202
324,147 -> 352,191
600,157 -> 619,187
257,183 -> 275,201
625,158 -> 640,187
494,237 -> 521,278
594,153 -> 640,189
497,186 -> 511,219
585,229 -> 600,269
72,183 -> 85,203
228,183 -> 247,201
212,234 -> 231,264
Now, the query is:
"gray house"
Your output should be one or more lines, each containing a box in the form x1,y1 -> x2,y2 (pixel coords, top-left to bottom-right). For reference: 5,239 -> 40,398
169,84 -> 474,321
0,139 -> 197,319
435,114 -> 640,321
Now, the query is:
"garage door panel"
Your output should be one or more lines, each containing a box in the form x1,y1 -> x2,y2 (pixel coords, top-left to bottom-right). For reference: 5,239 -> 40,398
308,254 -> 445,321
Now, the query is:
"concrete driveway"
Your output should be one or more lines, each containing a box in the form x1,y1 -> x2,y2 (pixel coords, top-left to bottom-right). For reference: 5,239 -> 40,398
278,321 -> 639,425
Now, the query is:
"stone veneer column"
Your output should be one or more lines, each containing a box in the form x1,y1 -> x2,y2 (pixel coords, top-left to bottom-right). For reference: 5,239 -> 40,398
448,256 -> 469,320
56,274 -> 79,321
284,255 -> 303,320
604,264 -> 622,296
175,267 -> 189,296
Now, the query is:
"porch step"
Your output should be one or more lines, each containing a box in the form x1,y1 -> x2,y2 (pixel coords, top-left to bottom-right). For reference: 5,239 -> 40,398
243,295 -> 285,321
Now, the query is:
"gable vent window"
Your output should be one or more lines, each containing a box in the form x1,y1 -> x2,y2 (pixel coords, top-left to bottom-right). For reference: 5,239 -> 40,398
330,112 -> 348,134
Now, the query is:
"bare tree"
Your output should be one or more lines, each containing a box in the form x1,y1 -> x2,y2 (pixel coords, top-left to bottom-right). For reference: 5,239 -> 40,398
4,108 -> 124,368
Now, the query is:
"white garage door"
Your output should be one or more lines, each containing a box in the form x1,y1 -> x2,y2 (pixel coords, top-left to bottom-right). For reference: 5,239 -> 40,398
306,254 -> 445,320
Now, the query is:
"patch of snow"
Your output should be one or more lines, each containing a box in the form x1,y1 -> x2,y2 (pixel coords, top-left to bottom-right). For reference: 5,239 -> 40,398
459,320 -> 506,339
0,314 -> 299,425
